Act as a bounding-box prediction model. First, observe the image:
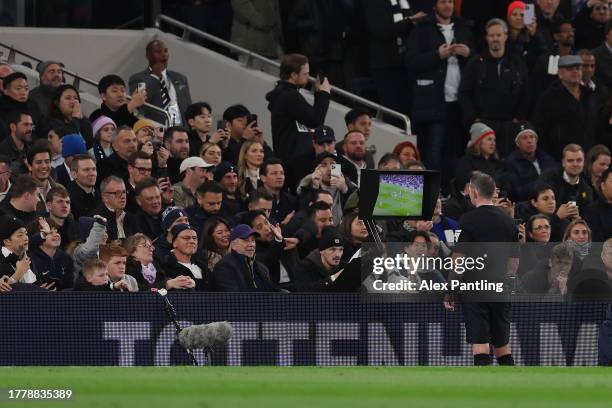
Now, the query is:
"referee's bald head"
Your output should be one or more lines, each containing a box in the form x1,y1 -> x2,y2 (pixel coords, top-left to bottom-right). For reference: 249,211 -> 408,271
469,171 -> 495,199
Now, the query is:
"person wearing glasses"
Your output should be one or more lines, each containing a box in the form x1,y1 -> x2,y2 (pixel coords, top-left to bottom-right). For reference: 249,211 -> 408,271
92,176 -> 135,242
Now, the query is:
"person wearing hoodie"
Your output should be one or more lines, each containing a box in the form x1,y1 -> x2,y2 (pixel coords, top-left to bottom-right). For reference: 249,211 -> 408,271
294,226 -> 345,292
266,53 -> 331,189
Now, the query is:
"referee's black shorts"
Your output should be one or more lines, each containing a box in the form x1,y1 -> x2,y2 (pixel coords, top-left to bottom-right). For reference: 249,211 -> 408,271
462,301 -> 510,347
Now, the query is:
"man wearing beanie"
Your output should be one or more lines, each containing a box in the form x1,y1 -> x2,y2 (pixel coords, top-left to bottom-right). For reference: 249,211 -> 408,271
294,226 -> 345,291
212,224 -> 276,292
503,121 -> 557,201
214,161 -> 244,215
29,61 -> 63,117
152,206 -> 190,264
0,215 -> 38,288
160,223 -> 206,291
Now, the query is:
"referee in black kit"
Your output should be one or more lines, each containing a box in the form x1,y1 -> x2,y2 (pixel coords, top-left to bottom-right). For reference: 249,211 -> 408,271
443,171 -> 519,366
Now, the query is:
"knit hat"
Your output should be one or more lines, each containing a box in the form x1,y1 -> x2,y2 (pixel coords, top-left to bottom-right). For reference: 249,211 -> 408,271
36,60 -> 63,76
162,207 -> 189,231
0,215 -> 26,242
318,226 -> 344,251
229,224 -> 259,241
507,1 -> 525,19
467,123 -> 495,149
214,161 -> 237,182
514,121 -> 538,143
133,118 -> 155,134
171,224 -> 196,244
61,133 -> 87,158
92,116 -> 116,137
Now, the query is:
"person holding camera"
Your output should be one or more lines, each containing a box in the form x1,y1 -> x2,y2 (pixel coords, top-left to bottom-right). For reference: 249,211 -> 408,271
297,152 -> 356,228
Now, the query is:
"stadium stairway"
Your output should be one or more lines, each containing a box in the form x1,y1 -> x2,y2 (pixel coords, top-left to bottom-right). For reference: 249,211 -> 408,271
0,25 -> 415,160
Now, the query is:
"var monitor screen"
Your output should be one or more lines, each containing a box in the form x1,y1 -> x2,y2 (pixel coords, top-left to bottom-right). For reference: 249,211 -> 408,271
373,173 -> 424,217
359,170 -> 440,220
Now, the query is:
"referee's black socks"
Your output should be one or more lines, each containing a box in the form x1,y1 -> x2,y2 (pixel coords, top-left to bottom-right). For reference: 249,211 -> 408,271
497,354 -> 515,366
473,353 -> 492,366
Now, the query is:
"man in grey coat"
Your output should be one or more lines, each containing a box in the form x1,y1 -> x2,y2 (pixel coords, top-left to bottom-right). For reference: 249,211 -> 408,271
128,40 -> 192,126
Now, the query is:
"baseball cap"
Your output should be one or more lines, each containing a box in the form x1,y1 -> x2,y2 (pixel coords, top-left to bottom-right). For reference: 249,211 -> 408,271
179,157 -> 214,174
313,126 -> 335,144
229,224 -> 259,241
315,152 -> 338,165
162,207 -> 189,231
558,55 -> 583,68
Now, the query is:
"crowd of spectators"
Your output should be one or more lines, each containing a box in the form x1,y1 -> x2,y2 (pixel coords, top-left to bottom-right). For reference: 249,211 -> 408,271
0,0 -> 611,297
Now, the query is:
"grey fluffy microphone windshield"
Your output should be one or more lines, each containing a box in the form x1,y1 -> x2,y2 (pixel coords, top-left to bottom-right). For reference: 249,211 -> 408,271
178,322 -> 233,351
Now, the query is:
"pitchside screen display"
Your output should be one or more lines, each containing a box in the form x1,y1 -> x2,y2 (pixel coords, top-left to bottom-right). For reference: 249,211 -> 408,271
373,174 -> 424,217
359,170 -> 440,221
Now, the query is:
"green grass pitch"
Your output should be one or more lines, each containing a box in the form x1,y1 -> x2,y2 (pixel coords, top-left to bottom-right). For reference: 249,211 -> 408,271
1,367 -> 611,408
374,182 -> 423,217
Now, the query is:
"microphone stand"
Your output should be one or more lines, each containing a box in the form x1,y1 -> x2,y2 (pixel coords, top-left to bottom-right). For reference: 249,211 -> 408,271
157,292 -> 199,366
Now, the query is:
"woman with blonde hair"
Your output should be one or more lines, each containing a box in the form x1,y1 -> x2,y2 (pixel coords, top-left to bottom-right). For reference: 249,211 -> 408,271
199,142 -> 223,166
237,140 -> 265,197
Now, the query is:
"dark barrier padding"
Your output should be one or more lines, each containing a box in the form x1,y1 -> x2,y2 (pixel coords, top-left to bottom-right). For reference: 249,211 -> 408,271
0,293 -> 607,366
